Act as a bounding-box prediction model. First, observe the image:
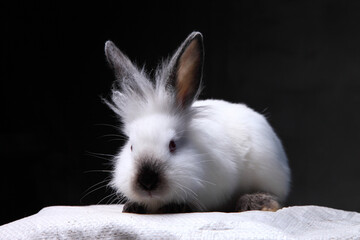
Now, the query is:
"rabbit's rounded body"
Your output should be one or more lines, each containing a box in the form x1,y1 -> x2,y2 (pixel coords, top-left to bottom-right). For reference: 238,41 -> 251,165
187,99 -> 290,211
105,32 -> 290,213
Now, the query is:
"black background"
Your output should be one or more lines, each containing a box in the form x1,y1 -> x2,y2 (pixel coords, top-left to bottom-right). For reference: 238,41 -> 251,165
1,1 -> 360,225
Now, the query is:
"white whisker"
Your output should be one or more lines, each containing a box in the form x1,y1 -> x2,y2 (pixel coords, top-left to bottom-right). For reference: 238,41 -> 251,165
85,151 -> 117,157
83,170 -> 113,174
93,123 -> 120,130
81,184 -> 109,203
97,192 -> 117,205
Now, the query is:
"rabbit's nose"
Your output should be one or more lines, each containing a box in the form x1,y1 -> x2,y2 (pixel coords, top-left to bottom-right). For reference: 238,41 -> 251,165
137,162 -> 160,191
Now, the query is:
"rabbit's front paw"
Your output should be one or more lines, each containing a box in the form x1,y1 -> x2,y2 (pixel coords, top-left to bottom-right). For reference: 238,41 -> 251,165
157,203 -> 192,213
236,193 -> 280,212
122,201 -> 147,214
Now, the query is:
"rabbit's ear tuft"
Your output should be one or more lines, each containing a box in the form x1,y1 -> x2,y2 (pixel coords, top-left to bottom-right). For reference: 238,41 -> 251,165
105,41 -> 139,80
169,32 -> 204,108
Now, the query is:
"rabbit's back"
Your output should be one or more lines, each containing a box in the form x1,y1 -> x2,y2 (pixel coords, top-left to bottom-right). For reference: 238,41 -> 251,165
191,99 -> 291,203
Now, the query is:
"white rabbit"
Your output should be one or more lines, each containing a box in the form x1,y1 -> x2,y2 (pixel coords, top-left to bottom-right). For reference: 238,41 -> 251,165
104,32 -> 291,213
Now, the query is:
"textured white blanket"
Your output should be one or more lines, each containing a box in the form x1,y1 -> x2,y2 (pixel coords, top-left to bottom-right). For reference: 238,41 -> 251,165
1,205 -> 359,239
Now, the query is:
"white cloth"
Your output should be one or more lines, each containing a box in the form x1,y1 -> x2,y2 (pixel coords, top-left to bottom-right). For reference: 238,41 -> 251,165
1,205 -> 360,239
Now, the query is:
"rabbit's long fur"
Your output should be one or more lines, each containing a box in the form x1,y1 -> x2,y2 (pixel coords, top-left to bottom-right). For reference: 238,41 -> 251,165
105,32 -> 291,213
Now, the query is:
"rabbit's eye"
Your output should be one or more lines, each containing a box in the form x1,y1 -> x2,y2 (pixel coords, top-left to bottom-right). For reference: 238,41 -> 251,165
131,145 -> 133,151
169,140 -> 176,153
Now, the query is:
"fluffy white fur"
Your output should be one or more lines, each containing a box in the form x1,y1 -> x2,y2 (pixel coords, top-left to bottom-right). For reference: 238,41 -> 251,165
105,32 -> 291,212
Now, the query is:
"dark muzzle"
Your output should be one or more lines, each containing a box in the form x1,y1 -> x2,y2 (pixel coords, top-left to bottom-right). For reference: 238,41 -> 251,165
137,161 -> 161,191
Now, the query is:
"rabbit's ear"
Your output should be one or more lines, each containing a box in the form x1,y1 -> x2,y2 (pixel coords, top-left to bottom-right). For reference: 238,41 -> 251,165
168,32 -> 204,108
105,41 -> 139,80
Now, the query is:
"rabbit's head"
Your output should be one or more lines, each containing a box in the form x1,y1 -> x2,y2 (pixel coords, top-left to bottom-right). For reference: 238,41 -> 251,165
105,32 -> 205,210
